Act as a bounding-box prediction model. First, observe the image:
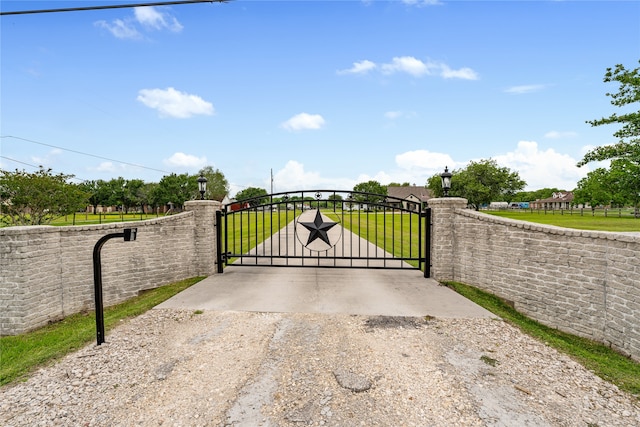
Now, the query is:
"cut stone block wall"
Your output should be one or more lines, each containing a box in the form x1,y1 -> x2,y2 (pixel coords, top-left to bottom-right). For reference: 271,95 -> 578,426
0,201 -> 220,335
429,198 -> 639,361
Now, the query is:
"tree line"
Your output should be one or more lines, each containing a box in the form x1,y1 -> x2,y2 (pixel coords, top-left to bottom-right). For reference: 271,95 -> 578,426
0,166 -> 228,226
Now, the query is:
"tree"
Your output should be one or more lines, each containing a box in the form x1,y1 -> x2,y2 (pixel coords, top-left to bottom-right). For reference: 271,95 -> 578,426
124,179 -> 145,213
352,180 -> 387,207
78,180 -> 101,214
0,167 -> 89,226
235,187 -> 268,206
427,159 -> 526,210
607,159 -> 640,209
573,168 -> 612,211
578,62 -> 640,215
197,166 -> 229,202
156,173 -> 196,210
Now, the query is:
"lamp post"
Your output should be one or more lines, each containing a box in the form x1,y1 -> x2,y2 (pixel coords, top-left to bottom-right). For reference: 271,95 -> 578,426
440,166 -> 452,197
197,175 -> 207,200
93,228 -> 137,345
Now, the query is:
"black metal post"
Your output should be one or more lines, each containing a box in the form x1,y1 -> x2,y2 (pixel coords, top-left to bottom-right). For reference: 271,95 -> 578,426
92,228 -> 137,345
216,210 -> 224,273
424,208 -> 431,278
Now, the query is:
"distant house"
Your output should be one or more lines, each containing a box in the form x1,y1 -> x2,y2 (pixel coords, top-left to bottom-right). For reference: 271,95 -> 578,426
386,186 -> 432,211
221,195 -> 250,212
530,191 -> 576,210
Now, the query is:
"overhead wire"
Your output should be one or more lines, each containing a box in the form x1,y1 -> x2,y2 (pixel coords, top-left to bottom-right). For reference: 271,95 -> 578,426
1,135 -> 172,174
1,135 -> 249,190
0,0 -> 228,16
0,155 -> 88,182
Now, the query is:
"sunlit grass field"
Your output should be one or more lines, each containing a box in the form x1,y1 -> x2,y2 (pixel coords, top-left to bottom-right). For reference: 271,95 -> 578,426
485,209 -> 640,232
327,211 -> 423,268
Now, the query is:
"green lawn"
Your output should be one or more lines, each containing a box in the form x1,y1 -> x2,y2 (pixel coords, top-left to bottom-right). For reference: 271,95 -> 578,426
51,212 -> 161,226
486,209 -> 640,232
327,210 -> 423,268
221,210 -> 296,259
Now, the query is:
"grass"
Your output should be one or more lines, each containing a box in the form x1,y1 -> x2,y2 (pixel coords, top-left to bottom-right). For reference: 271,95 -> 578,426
1,212 -> 163,227
51,212 -> 161,226
0,276 -> 204,386
327,210 -> 422,268
222,210 -> 296,258
486,210 -> 640,232
444,281 -> 640,398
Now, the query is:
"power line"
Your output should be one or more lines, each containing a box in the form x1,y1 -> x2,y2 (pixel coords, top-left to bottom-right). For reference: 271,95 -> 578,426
1,135 -> 172,174
0,0 -> 228,16
0,155 -> 87,182
1,135 -> 247,189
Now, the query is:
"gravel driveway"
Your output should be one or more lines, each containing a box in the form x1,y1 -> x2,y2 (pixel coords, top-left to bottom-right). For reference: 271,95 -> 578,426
1,309 -> 638,426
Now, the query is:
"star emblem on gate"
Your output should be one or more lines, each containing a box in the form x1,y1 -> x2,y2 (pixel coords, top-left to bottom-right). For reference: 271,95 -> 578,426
299,209 -> 337,246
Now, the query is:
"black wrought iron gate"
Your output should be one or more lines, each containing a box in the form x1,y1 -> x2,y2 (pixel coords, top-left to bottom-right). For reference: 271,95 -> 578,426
216,190 -> 431,277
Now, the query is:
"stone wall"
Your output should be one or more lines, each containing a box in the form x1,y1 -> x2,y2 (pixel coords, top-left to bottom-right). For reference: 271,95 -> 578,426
0,201 -> 220,336
430,198 -> 640,361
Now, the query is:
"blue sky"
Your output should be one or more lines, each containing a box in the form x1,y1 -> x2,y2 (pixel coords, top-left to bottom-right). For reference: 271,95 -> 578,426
1,0 -> 639,196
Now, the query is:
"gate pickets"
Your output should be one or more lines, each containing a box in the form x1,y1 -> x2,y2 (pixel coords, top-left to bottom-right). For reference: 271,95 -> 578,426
216,190 -> 431,277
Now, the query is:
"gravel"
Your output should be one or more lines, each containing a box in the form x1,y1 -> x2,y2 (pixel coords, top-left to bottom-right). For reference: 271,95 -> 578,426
1,309 -> 639,426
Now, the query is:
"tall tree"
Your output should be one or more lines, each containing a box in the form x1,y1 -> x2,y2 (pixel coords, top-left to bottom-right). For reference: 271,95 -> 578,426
573,168 -> 613,211
78,180 -> 100,214
427,159 -> 525,210
156,173 -> 196,210
0,168 -> 88,226
352,180 -> 387,207
578,62 -> 640,214
197,166 -> 229,201
235,187 -> 268,206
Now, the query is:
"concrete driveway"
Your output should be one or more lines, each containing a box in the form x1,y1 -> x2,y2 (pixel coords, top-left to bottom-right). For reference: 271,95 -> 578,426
156,266 -> 494,319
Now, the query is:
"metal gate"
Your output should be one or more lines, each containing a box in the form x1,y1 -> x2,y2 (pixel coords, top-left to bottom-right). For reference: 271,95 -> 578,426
216,190 -> 431,277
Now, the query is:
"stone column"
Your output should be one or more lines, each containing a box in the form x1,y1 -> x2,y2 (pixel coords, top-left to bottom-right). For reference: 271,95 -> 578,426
184,200 -> 222,276
428,197 -> 467,282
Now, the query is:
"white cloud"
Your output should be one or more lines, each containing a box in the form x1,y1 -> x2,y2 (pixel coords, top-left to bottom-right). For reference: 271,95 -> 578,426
134,7 -> 183,32
381,56 -> 432,77
137,87 -> 214,118
263,143 -> 593,196
494,140 -> 587,190
342,56 -> 478,80
95,6 -> 182,40
385,110 -> 418,120
272,161 -> 354,192
94,19 -> 142,40
440,64 -> 479,80
94,161 -> 118,172
163,152 -> 207,169
31,148 -> 62,166
337,60 -> 376,75
281,113 -> 326,131
504,84 -> 546,95
395,150 -> 456,174
402,0 -> 443,5
544,130 -> 578,139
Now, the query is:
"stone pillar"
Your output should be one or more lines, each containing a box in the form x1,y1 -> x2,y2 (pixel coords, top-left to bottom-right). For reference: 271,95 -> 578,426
184,200 -> 221,276
428,197 -> 467,282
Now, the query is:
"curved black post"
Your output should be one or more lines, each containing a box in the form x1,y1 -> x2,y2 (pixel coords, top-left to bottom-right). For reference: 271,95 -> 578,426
93,228 -> 137,345
424,208 -> 431,278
